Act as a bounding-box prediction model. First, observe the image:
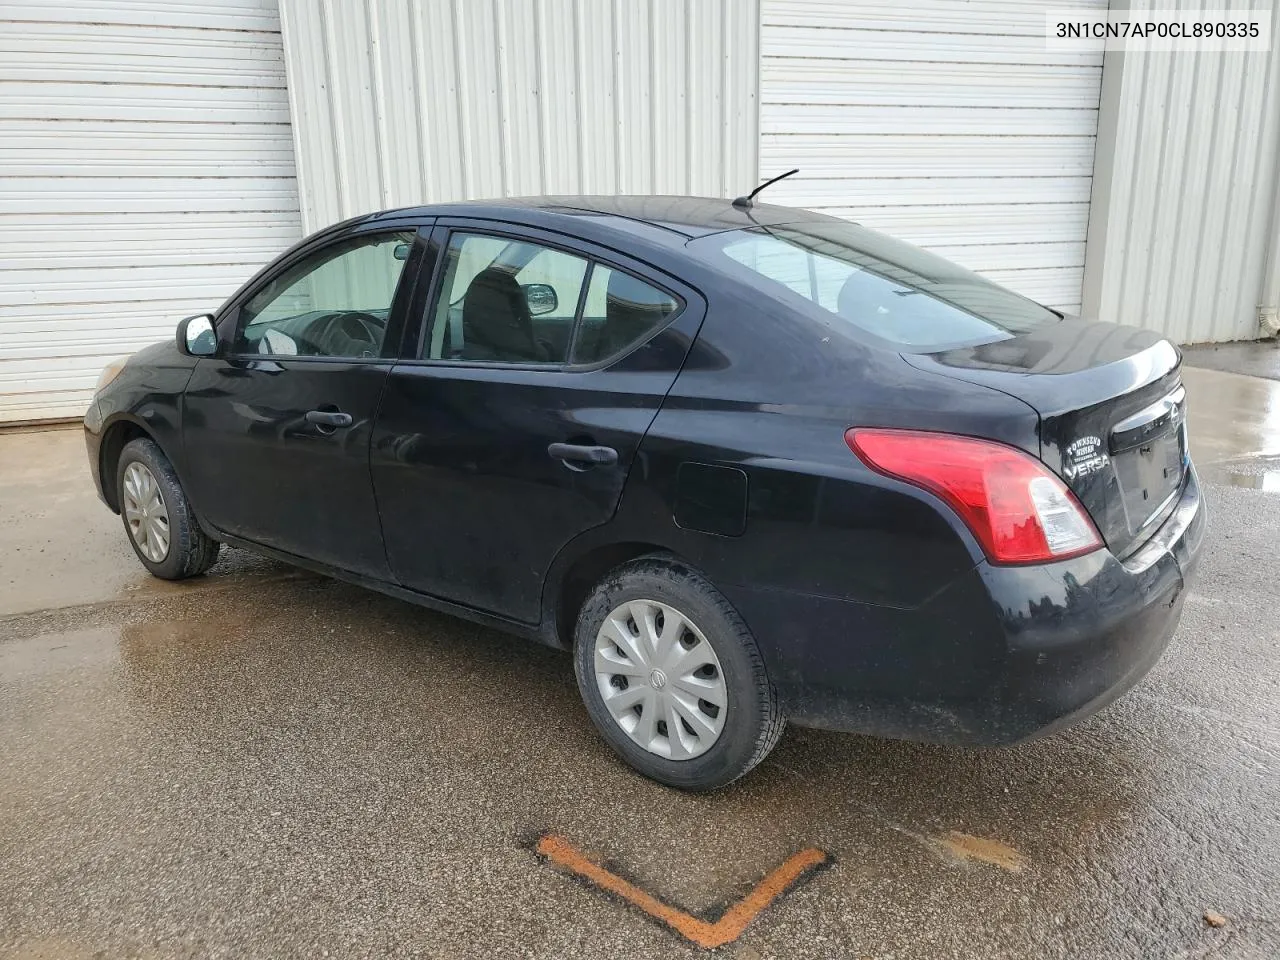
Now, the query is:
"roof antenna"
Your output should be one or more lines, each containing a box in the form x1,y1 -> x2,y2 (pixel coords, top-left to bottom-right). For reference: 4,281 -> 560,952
732,168 -> 799,210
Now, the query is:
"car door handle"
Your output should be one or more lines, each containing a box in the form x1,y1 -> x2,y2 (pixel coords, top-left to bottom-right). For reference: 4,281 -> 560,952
305,409 -> 353,428
547,442 -> 618,466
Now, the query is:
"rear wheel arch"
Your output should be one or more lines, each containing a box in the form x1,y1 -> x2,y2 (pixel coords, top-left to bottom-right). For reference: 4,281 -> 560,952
545,541 -> 681,649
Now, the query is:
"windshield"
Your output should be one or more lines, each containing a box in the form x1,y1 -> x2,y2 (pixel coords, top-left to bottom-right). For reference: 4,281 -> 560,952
691,221 -> 1061,352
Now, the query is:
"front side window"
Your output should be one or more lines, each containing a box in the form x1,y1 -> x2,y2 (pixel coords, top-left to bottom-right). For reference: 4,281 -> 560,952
235,231 -> 414,358
428,233 -> 589,363
694,222 -> 1061,351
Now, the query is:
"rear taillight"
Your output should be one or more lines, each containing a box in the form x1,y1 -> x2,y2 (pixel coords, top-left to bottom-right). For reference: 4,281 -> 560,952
845,428 -> 1102,565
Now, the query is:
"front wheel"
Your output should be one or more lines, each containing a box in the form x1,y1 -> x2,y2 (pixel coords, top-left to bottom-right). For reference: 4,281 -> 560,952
116,437 -> 219,580
573,557 -> 785,790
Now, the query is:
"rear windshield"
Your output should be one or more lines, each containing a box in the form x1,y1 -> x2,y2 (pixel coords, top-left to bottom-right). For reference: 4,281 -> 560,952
690,221 -> 1061,352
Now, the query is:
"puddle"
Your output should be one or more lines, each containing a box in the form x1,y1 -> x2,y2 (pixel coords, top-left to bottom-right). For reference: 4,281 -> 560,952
1184,367 -> 1280,467
1221,468 -> 1280,491
0,626 -> 121,682
1201,455 -> 1280,491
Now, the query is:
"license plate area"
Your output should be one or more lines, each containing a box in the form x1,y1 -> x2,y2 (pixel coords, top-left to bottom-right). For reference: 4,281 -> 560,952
1110,387 -> 1187,536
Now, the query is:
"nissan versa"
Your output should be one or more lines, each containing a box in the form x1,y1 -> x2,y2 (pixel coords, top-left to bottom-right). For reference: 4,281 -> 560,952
85,196 -> 1205,790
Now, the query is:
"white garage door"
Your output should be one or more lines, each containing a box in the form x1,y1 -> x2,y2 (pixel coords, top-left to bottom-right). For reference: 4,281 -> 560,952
760,0 -> 1107,312
0,0 -> 301,423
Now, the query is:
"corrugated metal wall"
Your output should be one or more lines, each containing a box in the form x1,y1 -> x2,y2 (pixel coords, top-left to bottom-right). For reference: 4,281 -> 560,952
0,0 -> 302,422
1083,0 -> 1280,343
1265,168 -> 1280,333
278,0 -> 759,234
758,0 -> 1108,313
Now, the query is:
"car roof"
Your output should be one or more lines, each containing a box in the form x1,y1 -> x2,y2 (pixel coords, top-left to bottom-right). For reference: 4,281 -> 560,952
366,195 -> 843,246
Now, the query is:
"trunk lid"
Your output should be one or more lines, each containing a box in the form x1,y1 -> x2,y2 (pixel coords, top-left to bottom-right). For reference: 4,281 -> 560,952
903,320 -> 1189,559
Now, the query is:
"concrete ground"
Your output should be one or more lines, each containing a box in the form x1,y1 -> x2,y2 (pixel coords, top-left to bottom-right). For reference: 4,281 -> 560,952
2,365 -> 1279,960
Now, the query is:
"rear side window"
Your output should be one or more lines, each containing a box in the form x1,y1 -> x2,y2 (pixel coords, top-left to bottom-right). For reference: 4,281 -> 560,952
694,222 -> 1060,352
571,266 -> 679,365
425,230 -> 679,366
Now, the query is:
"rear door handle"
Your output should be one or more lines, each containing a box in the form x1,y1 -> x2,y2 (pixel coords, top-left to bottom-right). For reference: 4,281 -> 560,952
305,409 -> 353,428
547,442 -> 618,466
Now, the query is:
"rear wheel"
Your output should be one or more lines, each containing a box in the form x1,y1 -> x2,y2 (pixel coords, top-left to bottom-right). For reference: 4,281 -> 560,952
573,557 -> 784,790
116,437 -> 219,580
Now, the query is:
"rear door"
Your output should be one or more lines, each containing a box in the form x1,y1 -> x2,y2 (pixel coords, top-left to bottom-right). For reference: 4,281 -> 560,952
183,222 -> 427,577
370,220 -> 705,622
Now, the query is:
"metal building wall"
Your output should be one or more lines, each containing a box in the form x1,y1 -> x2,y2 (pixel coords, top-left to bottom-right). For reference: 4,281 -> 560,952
1083,0 -> 1280,343
1266,166 -> 1280,333
278,0 -> 760,235
0,0 -> 301,423
758,0 -> 1109,313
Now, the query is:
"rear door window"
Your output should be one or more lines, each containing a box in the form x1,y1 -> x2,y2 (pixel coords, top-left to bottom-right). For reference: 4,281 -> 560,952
425,230 -> 681,367
427,232 -> 588,363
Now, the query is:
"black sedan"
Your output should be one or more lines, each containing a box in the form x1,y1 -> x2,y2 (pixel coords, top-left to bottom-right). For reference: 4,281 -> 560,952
85,196 -> 1205,790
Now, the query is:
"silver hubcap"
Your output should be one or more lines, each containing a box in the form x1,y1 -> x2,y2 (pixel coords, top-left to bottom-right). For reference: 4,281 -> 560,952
122,461 -> 170,563
593,599 -> 728,760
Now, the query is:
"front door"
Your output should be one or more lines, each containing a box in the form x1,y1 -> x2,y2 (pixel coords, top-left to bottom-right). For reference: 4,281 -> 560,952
371,222 -> 704,621
184,226 -> 423,578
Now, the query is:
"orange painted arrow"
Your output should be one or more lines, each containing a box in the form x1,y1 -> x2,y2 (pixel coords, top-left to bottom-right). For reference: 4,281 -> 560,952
535,833 -> 828,950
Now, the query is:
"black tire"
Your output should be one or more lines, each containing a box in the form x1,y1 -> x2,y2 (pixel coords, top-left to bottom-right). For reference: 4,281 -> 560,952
573,556 -> 785,790
116,437 -> 220,580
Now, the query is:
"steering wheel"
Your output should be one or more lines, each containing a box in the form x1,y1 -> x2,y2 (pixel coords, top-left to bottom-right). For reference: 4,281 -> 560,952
314,311 -> 382,357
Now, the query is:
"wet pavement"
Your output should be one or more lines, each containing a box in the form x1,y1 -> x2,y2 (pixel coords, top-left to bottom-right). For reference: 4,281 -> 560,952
1183,338 -> 1280,383
2,364 -> 1279,959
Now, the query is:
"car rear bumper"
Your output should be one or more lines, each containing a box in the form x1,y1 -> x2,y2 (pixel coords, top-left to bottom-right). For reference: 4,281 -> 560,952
723,466 -> 1206,746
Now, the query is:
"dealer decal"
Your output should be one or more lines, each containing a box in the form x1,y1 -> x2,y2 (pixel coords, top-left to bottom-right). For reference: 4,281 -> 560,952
1063,436 -> 1109,480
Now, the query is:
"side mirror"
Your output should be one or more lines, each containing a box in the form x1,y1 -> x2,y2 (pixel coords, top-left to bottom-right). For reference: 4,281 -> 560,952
176,313 -> 218,357
393,242 -> 411,261
522,283 -> 558,316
